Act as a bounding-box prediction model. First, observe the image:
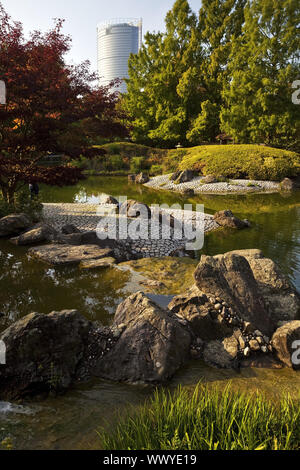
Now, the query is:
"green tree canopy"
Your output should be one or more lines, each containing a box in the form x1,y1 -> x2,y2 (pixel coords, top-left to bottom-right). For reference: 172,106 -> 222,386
220,0 -> 300,148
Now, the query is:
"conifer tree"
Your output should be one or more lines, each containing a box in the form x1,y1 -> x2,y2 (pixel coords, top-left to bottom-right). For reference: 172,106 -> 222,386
220,0 -> 300,147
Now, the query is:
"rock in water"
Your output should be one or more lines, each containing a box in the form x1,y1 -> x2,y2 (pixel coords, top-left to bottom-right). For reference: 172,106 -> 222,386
0,310 -> 93,399
10,223 -> 57,246
28,244 -> 114,266
79,257 -> 116,269
0,213 -> 32,237
135,173 -> 150,184
93,292 -> 191,383
213,210 -> 250,229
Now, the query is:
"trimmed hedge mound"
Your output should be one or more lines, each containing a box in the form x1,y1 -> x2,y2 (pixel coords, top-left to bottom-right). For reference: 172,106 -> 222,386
176,144 -> 300,181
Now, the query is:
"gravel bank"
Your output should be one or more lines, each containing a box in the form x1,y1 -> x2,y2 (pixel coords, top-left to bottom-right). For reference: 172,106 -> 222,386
144,174 -> 280,194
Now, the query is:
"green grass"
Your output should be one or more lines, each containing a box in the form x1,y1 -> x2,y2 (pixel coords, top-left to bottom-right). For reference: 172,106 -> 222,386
176,144 -> 300,181
99,384 -> 300,450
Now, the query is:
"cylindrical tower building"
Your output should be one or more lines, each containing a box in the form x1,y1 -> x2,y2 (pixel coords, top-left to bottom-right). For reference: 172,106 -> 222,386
97,18 -> 142,94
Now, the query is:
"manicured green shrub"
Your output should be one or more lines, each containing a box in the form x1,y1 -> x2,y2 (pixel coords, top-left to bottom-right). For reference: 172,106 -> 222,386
178,145 -> 300,181
99,384 -> 300,451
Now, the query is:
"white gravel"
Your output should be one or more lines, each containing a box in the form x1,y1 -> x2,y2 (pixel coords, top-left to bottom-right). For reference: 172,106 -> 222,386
43,203 -> 217,234
144,174 -> 280,194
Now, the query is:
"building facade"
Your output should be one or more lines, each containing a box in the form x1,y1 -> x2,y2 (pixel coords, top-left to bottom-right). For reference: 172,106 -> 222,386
97,18 -> 142,94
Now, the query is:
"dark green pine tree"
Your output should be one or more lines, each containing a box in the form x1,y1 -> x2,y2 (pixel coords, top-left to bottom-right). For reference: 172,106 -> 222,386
186,0 -> 246,144
122,0 -> 204,148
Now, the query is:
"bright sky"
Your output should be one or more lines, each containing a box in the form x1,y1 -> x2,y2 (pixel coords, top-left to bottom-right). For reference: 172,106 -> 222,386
1,0 -> 202,72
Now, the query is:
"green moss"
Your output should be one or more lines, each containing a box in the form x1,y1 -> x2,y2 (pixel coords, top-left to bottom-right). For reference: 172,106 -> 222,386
120,257 -> 198,295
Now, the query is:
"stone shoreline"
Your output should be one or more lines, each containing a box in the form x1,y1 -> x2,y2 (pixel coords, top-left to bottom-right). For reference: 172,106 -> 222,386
144,174 -> 281,194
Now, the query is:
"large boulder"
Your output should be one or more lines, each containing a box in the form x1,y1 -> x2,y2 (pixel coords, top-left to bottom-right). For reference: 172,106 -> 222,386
170,171 -> 182,182
10,223 -> 57,246
271,321 -> 300,369
203,335 -> 239,369
0,213 -> 32,237
28,244 -> 114,266
194,252 -> 274,336
168,286 -> 234,341
119,199 -> 151,219
228,249 -> 300,324
213,210 -> 250,229
175,170 -> 196,184
0,310 -> 94,399
93,292 -> 191,383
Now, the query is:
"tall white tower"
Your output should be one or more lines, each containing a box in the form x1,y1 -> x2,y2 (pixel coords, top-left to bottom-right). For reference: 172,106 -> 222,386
97,18 -> 142,94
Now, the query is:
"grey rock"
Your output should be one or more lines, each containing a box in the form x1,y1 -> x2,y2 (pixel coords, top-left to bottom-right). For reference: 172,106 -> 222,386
0,310 -> 94,399
203,335 -> 239,369
214,210 -> 250,229
280,177 -> 300,191
28,244 -> 114,266
61,224 -> 81,235
136,173 -> 150,184
94,292 -> 191,383
10,223 -> 57,246
98,194 -> 119,206
0,213 -> 32,237
229,249 -> 300,324
201,175 -> 218,184
168,286 -> 233,341
79,257 -> 117,269
194,252 -> 274,336
175,170 -> 196,184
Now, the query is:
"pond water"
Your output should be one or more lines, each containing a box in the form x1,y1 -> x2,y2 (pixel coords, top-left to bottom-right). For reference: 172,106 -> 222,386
0,177 -> 300,449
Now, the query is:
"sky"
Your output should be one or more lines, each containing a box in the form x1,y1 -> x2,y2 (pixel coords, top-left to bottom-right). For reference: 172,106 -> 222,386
1,0 -> 202,72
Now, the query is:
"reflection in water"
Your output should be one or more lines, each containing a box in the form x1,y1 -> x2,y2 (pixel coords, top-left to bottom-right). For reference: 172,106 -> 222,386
0,177 -> 300,449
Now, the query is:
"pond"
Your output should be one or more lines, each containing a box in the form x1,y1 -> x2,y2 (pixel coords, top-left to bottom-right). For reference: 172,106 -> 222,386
0,177 -> 300,449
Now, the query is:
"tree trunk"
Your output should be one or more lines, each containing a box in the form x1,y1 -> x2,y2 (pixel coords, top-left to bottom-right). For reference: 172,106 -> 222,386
0,186 -> 8,203
7,188 -> 15,206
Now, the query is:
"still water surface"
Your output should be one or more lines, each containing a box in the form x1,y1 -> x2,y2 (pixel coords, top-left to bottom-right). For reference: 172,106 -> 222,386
0,177 -> 300,449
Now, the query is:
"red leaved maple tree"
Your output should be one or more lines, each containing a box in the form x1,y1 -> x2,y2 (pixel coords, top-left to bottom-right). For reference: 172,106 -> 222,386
0,4 -> 127,204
